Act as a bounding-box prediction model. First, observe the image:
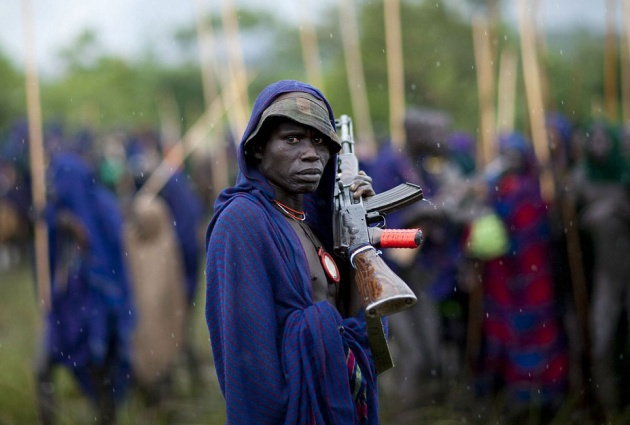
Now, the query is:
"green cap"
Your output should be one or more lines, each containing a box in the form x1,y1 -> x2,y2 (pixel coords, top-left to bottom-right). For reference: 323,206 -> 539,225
244,92 -> 341,151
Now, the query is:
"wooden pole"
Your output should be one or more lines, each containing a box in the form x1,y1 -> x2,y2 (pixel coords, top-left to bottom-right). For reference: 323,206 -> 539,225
533,0 -> 552,110
156,91 -> 183,155
516,0 -> 553,201
622,26 -> 630,125
220,0 -> 250,139
22,0 -> 51,312
622,0 -> 630,123
338,0 -> 376,155
195,0 -> 220,108
520,1 -> 602,418
383,0 -> 406,150
472,16 -> 496,168
137,77 -> 244,199
604,0 -> 619,123
487,0 -> 500,63
298,0 -> 324,91
496,49 -> 517,134
194,0 -> 229,192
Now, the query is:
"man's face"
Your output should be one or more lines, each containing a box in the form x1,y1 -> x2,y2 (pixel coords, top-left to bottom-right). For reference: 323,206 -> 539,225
255,119 -> 332,197
588,127 -> 612,164
502,147 -> 527,175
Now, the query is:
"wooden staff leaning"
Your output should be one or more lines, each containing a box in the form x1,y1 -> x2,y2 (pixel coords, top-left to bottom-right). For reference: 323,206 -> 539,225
518,0 -> 603,419
338,0 -> 376,156
22,0 -> 51,312
383,0 -> 406,151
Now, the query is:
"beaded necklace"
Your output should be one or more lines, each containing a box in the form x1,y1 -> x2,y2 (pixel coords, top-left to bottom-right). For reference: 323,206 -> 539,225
273,199 -> 340,284
273,200 -> 306,221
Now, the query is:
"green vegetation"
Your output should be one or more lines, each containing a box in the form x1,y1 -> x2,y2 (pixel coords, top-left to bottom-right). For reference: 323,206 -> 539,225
0,1 -> 616,141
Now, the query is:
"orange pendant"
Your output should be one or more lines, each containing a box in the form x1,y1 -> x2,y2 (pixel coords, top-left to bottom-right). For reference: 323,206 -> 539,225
318,247 -> 340,284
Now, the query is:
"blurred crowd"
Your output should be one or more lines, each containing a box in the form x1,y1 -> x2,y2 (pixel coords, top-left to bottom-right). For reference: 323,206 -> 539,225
1,107 -> 630,423
362,109 -> 630,423
0,121 -> 215,424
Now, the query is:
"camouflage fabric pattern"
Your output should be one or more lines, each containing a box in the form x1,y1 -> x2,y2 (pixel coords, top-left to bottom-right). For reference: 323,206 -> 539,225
245,91 -> 341,151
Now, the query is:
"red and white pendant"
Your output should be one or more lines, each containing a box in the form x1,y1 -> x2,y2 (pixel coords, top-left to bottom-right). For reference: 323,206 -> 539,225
318,247 -> 340,284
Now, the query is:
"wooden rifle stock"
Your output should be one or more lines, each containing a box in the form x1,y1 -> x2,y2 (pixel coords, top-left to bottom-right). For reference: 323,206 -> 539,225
351,245 -> 417,318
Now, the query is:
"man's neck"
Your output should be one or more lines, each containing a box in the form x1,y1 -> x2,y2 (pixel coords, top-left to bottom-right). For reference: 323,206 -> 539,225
271,185 -> 304,211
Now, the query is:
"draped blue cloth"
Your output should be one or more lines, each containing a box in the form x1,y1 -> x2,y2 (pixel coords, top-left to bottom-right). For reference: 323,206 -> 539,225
160,171 -> 204,302
45,153 -> 135,402
205,80 -> 379,424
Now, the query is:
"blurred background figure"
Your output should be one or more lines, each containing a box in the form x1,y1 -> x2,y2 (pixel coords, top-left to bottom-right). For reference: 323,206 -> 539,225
37,151 -> 135,425
543,112 -> 587,394
371,107 -> 479,413
570,121 -> 630,417
468,132 -> 569,421
0,121 -> 33,270
125,129 -> 206,391
124,192 -> 187,407
359,131 -> 429,412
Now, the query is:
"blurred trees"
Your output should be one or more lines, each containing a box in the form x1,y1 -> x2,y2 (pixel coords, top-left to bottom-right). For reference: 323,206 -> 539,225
544,28 -> 606,122
42,29 -> 204,134
0,53 -> 25,133
0,1 -> 615,140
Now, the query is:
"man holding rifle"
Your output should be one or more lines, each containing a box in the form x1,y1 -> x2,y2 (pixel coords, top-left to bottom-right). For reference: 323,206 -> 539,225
205,80 -> 391,424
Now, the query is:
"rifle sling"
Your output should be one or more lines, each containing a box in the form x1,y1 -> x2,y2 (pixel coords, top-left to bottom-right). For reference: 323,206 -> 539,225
365,315 -> 394,374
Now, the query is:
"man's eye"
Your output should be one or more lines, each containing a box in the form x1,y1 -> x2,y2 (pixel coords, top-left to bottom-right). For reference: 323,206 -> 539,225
286,136 -> 299,144
313,137 -> 324,145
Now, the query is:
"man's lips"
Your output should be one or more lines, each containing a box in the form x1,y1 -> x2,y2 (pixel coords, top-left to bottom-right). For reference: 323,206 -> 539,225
295,168 -> 323,181
296,168 -> 323,176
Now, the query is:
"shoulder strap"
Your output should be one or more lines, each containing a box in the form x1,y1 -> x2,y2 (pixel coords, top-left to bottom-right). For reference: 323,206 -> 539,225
366,315 -> 394,374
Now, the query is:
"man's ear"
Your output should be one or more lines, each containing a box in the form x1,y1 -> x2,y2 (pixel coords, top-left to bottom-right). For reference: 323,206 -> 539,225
253,142 -> 264,160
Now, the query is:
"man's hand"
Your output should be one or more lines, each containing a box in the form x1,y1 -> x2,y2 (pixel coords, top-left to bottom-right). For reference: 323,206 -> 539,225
57,210 -> 90,250
349,170 -> 375,199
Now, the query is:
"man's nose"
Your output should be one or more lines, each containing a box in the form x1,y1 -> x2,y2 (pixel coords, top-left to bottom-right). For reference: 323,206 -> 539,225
301,138 -> 320,160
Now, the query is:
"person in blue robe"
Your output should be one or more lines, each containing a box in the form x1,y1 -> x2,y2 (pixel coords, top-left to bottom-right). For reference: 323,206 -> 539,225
205,80 -> 382,424
37,152 -> 135,425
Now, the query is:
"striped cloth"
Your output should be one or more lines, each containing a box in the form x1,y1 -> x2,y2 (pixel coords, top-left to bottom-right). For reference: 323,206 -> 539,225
205,80 -> 379,424
475,133 -> 569,406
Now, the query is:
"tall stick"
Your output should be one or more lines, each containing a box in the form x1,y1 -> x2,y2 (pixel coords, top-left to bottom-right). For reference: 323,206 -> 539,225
622,26 -> 630,125
156,91 -> 183,154
496,49 -> 517,134
520,1 -> 601,418
195,0 -> 220,108
298,0 -> 324,91
220,0 -> 250,139
533,0 -> 552,110
338,0 -> 376,155
472,17 -> 496,168
605,0 -> 619,123
622,0 -> 630,123
383,0 -> 406,150
137,77 -> 244,199
22,0 -> 51,312
516,0 -> 552,200
195,0 -> 229,192
487,0 -> 500,63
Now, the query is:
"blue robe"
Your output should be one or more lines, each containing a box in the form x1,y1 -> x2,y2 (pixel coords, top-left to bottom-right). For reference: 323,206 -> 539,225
160,171 -> 204,303
45,153 -> 135,402
205,80 -> 379,424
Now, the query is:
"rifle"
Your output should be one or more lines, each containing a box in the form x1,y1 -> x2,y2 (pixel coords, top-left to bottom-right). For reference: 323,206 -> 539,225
333,114 -> 424,318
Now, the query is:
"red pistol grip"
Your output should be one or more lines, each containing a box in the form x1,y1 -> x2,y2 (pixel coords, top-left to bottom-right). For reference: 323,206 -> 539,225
379,229 -> 423,249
